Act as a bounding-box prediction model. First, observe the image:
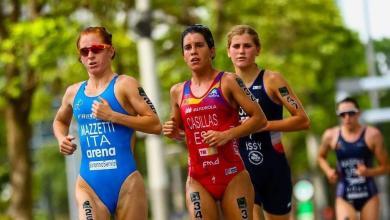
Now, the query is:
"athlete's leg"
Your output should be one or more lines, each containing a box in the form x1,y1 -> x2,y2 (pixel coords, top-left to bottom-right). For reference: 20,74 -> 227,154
360,195 -> 379,220
75,176 -> 110,220
257,158 -> 292,220
263,211 -> 290,220
186,177 -> 219,220
116,171 -> 148,220
335,197 -> 357,220
253,204 -> 265,220
221,170 -> 254,220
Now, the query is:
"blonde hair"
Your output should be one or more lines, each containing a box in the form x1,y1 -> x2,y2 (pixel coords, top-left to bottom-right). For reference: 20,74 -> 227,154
226,25 -> 261,49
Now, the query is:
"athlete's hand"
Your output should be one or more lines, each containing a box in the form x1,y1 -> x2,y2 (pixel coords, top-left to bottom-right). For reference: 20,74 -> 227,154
92,96 -> 114,122
326,169 -> 338,184
59,135 -> 77,155
356,163 -> 368,176
163,117 -> 184,141
203,130 -> 231,147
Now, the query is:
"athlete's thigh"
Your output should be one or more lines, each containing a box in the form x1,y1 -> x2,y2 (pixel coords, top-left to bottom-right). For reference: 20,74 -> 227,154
335,197 -> 357,220
260,164 -> 292,216
75,176 -> 110,220
186,177 -> 219,220
253,204 -> 265,220
221,170 -> 254,220
116,171 -> 147,220
263,211 -> 290,220
360,195 -> 379,220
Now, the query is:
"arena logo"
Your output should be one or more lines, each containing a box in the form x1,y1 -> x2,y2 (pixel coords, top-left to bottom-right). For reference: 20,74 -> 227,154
86,147 -> 116,158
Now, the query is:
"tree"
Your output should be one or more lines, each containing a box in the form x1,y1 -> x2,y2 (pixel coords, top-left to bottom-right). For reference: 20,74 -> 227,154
374,38 -> 390,153
0,0 -> 82,217
0,19 -> 78,220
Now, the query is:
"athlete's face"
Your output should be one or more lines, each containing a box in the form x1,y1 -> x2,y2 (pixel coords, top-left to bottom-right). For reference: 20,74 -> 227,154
182,32 -> 215,71
337,102 -> 360,128
78,33 -> 114,76
227,34 -> 260,69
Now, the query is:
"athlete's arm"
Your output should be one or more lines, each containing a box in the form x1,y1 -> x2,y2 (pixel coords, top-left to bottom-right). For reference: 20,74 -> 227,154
53,85 -> 78,155
163,83 -> 185,141
203,73 -> 267,147
317,128 -> 338,184
356,126 -> 389,177
92,75 -> 162,134
264,71 -> 310,132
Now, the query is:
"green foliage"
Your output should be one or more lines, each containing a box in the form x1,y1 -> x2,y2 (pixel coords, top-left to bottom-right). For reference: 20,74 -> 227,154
0,215 -> 11,220
374,38 -> 390,154
0,17 -> 80,111
33,145 -> 68,219
111,29 -> 139,78
0,118 -> 9,214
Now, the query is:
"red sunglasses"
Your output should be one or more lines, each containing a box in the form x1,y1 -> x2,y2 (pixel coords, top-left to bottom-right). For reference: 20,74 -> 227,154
79,44 -> 111,57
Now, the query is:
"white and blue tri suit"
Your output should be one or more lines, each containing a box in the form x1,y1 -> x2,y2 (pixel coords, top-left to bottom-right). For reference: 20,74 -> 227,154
335,127 -> 378,211
73,75 -> 137,214
238,69 -> 292,215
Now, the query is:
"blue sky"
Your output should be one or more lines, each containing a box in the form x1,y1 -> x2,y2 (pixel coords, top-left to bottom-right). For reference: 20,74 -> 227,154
337,0 -> 390,41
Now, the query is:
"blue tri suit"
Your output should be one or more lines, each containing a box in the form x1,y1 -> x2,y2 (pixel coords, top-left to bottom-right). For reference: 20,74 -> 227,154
73,75 -> 137,214
238,69 -> 292,215
335,127 -> 378,211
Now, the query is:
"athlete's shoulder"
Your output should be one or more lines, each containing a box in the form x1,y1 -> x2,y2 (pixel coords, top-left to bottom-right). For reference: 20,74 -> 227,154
170,82 -> 185,96
264,70 -> 286,85
115,74 -> 142,96
169,82 -> 185,105
59,81 -> 84,107
221,71 -> 242,86
64,82 -> 83,98
67,81 -> 83,91
365,125 -> 383,139
265,69 -> 283,77
322,126 -> 339,141
222,71 -> 237,79
116,74 -> 139,86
